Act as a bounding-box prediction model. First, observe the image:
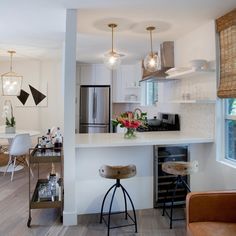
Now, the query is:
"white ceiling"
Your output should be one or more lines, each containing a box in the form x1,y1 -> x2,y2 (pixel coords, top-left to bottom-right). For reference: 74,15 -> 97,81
0,0 -> 235,63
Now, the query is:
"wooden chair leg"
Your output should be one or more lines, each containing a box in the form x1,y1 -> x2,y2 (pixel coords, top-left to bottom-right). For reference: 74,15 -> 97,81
4,155 -> 12,176
25,156 -> 34,178
11,157 -> 17,182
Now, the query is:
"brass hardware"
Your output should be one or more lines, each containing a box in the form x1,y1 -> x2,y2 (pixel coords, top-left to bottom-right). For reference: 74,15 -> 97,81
146,26 -> 156,57
108,23 -> 118,53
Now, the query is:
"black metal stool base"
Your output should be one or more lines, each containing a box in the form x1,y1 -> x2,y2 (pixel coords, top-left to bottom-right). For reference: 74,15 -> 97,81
162,175 -> 191,229
100,179 -> 138,236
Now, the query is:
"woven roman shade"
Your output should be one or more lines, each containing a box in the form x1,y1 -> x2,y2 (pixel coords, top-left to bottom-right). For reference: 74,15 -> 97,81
216,9 -> 236,98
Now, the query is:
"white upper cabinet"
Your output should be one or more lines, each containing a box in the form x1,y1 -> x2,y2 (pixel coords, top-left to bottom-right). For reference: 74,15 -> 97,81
78,64 -> 111,85
79,64 -> 95,85
112,62 -> 142,103
94,65 -> 111,85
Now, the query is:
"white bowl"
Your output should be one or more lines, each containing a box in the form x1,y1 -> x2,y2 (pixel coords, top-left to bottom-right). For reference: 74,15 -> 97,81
189,59 -> 207,70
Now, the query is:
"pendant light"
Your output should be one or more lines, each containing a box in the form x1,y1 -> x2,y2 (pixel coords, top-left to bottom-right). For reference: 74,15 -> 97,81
1,51 -> 23,96
144,26 -> 160,72
103,23 -> 121,70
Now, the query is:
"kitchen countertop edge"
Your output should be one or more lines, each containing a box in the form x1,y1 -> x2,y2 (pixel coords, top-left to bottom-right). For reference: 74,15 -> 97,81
75,132 -> 214,148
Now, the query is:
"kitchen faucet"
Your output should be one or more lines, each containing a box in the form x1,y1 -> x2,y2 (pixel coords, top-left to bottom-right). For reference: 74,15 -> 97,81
134,108 -> 147,125
134,108 -> 142,118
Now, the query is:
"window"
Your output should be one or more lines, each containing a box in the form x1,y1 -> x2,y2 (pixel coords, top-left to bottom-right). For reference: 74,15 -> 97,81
216,9 -> 236,164
141,81 -> 158,106
225,99 -> 236,161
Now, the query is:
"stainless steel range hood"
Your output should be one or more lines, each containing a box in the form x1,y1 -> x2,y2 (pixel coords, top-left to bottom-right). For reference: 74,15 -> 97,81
141,41 -> 174,82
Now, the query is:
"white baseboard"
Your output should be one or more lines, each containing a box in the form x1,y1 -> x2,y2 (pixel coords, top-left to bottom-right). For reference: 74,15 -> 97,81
63,211 -> 77,226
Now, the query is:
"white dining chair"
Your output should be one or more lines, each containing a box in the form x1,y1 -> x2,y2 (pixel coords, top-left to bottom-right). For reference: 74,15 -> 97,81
4,133 -> 33,181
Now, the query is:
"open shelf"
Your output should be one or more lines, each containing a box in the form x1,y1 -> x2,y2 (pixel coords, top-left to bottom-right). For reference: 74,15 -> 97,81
166,69 -> 215,80
30,179 -> 62,209
30,147 -> 62,163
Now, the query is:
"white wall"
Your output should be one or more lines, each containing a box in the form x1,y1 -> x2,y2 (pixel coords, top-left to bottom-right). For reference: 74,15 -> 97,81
174,21 -> 236,191
174,21 -> 216,68
0,59 -> 63,135
38,60 -> 64,133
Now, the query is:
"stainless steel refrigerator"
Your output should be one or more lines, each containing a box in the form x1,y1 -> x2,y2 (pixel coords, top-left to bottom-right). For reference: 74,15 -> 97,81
79,85 -> 110,133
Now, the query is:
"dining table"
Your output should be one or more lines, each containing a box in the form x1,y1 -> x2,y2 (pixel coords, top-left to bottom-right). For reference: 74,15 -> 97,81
0,126 -> 40,172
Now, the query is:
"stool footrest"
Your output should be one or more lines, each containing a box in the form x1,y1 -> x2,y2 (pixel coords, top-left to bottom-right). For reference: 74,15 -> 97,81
102,211 -> 136,229
101,211 -> 136,228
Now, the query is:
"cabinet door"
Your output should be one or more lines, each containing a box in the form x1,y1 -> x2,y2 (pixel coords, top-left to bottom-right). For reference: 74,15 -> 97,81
95,65 -> 111,85
121,64 -> 141,101
153,146 -> 189,208
112,64 -> 142,102
112,68 -> 125,102
122,65 -> 136,88
79,65 -> 95,85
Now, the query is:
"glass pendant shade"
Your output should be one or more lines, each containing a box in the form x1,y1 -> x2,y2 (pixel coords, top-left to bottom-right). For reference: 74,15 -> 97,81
144,26 -> 160,72
1,51 -> 23,96
144,53 -> 160,73
103,51 -> 121,70
104,23 -> 121,70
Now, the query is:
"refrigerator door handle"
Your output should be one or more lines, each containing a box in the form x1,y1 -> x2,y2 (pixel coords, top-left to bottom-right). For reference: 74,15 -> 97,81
92,89 -> 96,120
94,92 -> 97,120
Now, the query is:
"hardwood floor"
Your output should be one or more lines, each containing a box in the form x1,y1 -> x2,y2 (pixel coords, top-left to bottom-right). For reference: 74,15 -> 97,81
0,163 -> 186,236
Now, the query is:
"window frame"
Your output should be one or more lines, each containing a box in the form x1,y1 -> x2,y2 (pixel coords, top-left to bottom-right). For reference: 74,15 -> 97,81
218,99 -> 236,168
141,81 -> 158,106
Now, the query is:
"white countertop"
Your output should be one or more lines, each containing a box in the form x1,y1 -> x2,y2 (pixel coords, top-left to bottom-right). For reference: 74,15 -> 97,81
76,132 -> 214,148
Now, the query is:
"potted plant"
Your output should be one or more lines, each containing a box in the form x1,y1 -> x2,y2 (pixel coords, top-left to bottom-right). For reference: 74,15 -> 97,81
2,100 -> 16,133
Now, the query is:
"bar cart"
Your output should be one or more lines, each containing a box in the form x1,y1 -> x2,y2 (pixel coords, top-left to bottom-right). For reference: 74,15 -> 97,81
27,146 -> 63,227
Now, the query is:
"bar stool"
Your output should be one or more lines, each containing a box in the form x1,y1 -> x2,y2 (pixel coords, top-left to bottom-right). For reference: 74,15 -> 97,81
162,160 -> 198,229
99,164 -> 138,236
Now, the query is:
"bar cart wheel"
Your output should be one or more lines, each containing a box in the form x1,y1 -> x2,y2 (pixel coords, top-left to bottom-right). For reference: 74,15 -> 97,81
27,217 -> 32,227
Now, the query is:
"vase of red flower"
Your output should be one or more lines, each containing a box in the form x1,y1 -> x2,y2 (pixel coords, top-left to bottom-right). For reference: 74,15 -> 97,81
112,110 -> 147,139
124,128 -> 136,139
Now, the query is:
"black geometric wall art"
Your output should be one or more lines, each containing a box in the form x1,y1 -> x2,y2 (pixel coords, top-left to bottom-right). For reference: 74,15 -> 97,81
17,89 -> 30,105
29,85 -> 47,106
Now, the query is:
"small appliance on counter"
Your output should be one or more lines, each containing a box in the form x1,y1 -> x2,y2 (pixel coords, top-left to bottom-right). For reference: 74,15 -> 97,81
137,113 -> 180,132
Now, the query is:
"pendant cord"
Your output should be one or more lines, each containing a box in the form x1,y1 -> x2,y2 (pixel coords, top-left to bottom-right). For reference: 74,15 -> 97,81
150,29 -> 153,57
10,52 -> 13,72
111,26 -> 114,53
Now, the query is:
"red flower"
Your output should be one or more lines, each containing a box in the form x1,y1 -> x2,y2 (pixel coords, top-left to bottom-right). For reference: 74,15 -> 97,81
113,111 -> 146,129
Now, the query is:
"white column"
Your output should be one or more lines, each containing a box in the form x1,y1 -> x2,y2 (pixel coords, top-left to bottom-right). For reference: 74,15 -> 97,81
63,9 -> 77,226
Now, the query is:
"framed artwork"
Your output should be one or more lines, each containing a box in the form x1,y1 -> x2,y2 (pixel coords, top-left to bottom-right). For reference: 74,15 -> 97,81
15,82 -> 48,107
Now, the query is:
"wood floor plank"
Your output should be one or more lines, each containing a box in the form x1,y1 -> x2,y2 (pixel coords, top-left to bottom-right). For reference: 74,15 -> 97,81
0,164 -> 186,236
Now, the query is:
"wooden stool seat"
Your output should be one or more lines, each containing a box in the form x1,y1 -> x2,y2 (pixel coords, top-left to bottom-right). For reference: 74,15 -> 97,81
162,161 -> 198,176
161,160 -> 199,229
99,164 -> 136,179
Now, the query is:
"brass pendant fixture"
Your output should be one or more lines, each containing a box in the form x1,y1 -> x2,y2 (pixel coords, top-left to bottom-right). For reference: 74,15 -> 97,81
103,23 -> 121,70
1,51 -> 23,96
144,26 -> 160,72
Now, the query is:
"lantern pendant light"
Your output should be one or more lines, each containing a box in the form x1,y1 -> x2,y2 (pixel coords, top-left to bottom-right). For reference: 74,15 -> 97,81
103,23 -> 121,70
1,51 -> 23,96
144,26 -> 160,72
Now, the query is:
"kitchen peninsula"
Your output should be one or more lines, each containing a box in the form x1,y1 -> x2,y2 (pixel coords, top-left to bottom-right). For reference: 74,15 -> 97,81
73,131 -> 214,217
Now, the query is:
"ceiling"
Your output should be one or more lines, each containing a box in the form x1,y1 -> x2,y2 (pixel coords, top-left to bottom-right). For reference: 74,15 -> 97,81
0,0 -> 235,63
